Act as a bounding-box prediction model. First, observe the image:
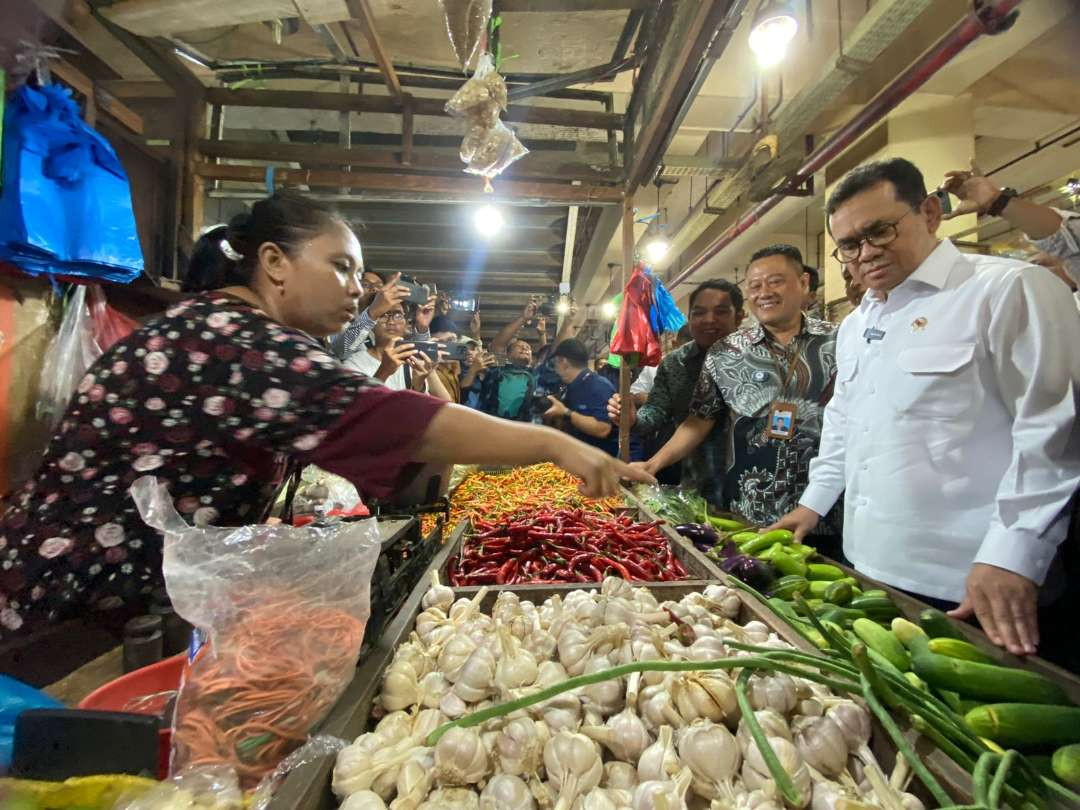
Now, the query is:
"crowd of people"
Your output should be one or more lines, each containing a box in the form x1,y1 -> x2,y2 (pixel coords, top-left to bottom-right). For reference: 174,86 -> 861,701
3,155 -> 1079,679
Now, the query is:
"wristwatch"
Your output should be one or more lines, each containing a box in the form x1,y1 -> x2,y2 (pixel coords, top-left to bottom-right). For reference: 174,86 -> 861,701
987,187 -> 1018,217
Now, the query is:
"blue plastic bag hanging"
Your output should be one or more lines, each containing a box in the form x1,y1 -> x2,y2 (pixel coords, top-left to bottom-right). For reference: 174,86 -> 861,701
647,268 -> 687,334
0,83 -> 143,283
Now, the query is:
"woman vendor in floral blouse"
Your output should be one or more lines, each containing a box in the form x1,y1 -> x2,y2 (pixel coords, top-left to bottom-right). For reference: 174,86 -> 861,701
0,192 -> 650,676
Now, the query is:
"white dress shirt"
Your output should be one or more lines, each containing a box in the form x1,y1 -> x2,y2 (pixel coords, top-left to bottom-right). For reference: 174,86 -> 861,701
345,349 -> 410,391
630,365 -> 657,396
800,240 -> 1080,601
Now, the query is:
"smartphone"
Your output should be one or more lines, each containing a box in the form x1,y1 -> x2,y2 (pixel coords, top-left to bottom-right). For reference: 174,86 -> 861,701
443,342 -> 469,361
408,340 -> 441,361
451,297 -> 477,312
931,188 -> 952,215
398,277 -> 431,305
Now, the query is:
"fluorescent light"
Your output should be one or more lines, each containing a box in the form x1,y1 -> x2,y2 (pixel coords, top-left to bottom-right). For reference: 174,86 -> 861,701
474,205 -> 504,237
748,1 -> 798,68
600,300 -> 618,320
174,48 -> 210,70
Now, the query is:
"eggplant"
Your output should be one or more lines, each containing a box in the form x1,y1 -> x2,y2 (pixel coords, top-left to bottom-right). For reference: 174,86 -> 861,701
707,539 -> 775,591
673,522 -> 719,551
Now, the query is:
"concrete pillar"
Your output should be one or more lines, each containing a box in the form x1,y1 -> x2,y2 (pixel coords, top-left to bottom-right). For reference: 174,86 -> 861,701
822,92 -> 977,314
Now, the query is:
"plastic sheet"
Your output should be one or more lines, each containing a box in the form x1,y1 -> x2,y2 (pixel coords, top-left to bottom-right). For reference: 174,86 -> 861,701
647,269 -> 687,336
111,765 -> 243,809
87,283 -> 137,352
0,675 -> 62,772
0,84 -> 144,283
130,477 -> 381,789
438,0 -> 493,70
37,284 -> 102,430
610,264 -> 661,367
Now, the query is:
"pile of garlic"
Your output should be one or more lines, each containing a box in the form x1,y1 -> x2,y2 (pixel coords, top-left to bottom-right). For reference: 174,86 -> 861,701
331,579 -> 925,810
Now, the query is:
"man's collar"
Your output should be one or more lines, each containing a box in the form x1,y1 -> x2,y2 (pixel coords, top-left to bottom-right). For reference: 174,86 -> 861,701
748,314 -> 828,344
863,239 -> 958,305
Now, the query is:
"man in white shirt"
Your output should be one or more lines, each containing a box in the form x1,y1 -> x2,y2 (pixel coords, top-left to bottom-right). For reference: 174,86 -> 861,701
771,158 -> 1080,659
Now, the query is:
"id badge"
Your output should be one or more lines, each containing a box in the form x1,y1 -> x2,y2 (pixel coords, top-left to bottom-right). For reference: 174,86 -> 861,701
765,401 -> 798,441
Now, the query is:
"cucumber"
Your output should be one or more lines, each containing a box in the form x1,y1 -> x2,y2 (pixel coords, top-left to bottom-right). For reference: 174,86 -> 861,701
817,606 -> 868,627
912,643 -> 1071,705
891,617 -> 927,647
823,580 -> 854,606
918,607 -> 966,641
848,595 -> 900,621
1052,743 -> 1080,787
927,637 -> 995,665
806,563 -> 845,581
964,704 -> 1080,747
852,618 -> 910,671
861,589 -> 889,599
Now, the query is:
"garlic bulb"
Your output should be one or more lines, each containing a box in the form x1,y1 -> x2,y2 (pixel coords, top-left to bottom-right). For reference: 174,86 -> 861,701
420,671 -> 452,708
601,576 -> 634,600
422,570 -> 455,612
582,705 -> 652,762
899,793 -> 926,810
495,625 -> 539,693
702,584 -> 742,619
631,766 -> 692,810
382,661 -> 422,711
536,660 -> 570,686
808,778 -> 851,810
792,715 -> 848,778
480,774 -> 536,810
390,749 -> 434,810
637,725 -> 680,783
334,734 -> 384,799
746,671 -> 798,715
434,726 -> 490,786
671,671 -> 737,726
412,709 -> 448,741
448,588 -> 488,625
493,591 -> 522,625
603,761 -> 639,791
582,654 -> 625,716
376,711 -> 415,743
544,730 -> 603,810
639,678 -> 685,732
341,791 -> 388,810
495,717 -> 548,776
440,690 -> 469,719
415,608 -> 449,646
686,635 -> 727,662
417,788 -> 480,810
798,698 -> 823,717
736,709 -> 792,753
677,719 -> 740,800
453,645 -> 496,703
742,736 -> 811,809
579,788 -> 618,810
826,702 -> 871,753
536,691 -> 582,732
439,632 -> 479,683
741,621 -> 771,644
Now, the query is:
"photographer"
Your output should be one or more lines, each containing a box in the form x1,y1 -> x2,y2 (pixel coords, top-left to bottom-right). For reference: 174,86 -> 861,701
461,337 -> 496,409
332,271 -> 435,361
544,338 -> 637,458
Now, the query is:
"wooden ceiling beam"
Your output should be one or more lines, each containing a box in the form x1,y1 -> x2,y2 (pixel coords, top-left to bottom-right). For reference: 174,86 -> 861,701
344,0 -> 402,103
203,87 -> 623,131
500,0 -> 651,10
198,139 -> 619,183
195,162 -> 623,206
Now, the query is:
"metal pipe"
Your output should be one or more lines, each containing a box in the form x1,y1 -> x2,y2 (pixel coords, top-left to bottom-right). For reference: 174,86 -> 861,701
668,0 -> 1023,288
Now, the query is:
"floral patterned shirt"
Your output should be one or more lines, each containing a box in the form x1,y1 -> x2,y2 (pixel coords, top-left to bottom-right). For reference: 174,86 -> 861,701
690,317 -> 841,532
0,294 -> 444,638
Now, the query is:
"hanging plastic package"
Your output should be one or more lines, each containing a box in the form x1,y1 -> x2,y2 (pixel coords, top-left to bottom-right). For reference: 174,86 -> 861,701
465,119 -> 528,185
610,263 -> 662,367
647,268 -> 687,335
438,0 -> 493,70
130,476 -> 382,789
86,283 -> 137,351
37,284 -> 103,430
445,53 -> 507,118
0,84 -> 143,283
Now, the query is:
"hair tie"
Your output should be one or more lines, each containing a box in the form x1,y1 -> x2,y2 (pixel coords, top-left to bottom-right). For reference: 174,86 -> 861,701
219,239 -> 244,262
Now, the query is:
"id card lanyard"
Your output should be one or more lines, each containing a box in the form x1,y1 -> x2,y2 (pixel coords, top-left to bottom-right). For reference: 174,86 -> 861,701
764,336 -> 805,441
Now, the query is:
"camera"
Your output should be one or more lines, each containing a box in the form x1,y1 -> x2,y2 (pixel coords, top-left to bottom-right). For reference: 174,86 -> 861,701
537,296 -> 555,318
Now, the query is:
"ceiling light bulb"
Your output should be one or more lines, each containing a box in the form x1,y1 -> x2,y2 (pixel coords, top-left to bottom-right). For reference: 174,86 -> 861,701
600,300 -> 618,320
748,1 -> 798,68
644,236 -> 669,264
555,298 -> 570,315
474,205 -> 504,237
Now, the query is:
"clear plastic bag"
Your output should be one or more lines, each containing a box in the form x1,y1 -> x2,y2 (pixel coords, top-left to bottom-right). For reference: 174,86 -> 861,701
445,54 -> 506,117
438,0 -> 493,70
112,765 -> 243,809
464,120 -> 528,180
130,477 -> 382,790
37,284 -> 102,430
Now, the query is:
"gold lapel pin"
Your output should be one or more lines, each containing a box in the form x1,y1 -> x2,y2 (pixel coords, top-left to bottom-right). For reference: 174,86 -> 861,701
911,317 -> 928,332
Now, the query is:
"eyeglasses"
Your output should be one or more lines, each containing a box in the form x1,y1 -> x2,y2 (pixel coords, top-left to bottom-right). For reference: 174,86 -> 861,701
831,210 -> 913,263
378,311 -> 406,323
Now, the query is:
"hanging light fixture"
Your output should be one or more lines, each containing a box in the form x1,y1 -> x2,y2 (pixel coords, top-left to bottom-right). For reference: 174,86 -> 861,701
748,0 -> 799,68
474,205 -> 504,238
641,182 -> 670,264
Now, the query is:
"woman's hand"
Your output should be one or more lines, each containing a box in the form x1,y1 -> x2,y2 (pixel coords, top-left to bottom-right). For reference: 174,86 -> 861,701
377,338 -> 415,381
414,295 -> 438,333
368,272 -> 411,319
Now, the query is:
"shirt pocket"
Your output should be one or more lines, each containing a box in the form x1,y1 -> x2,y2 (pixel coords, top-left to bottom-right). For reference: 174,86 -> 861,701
891,342 -> 977,419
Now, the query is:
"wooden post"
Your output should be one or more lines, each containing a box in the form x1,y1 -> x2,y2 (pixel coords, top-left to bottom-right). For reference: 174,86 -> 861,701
618,195 -> 634,462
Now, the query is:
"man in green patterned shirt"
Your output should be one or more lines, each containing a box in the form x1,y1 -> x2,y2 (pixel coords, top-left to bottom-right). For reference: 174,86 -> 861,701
607,279 -> 745,504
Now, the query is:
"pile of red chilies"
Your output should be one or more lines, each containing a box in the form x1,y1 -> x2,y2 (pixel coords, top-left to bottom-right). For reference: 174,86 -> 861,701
448,507 -> 690,586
